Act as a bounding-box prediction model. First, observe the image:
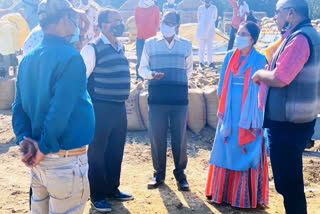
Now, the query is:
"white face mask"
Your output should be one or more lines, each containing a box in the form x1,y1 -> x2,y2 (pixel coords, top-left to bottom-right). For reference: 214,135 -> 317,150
160,24 -> 176,38
234,36 -> 249,50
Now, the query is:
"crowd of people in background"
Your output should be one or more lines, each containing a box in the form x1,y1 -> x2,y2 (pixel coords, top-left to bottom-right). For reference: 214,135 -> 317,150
1,0 -> 319,213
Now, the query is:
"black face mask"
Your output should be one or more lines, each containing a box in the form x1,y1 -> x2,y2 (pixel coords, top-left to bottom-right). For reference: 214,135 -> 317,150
109,24 -> 125,37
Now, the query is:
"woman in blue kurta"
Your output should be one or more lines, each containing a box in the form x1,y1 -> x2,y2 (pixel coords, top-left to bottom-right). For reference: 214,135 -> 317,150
205,22 -> 269,208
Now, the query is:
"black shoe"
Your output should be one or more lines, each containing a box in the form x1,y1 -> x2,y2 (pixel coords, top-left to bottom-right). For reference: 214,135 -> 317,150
199,63 -> 205,69
147,177 -> 164,189
209,63 -> 216,69
177,179 -> 190,191
106,192 -> 133,201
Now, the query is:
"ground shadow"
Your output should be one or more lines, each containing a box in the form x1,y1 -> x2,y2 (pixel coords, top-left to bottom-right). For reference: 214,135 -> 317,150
158,183 -> 214,213
0,137 -> 16,154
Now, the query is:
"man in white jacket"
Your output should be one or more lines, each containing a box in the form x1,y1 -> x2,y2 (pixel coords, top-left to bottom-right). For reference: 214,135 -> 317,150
196,0 -> 217,69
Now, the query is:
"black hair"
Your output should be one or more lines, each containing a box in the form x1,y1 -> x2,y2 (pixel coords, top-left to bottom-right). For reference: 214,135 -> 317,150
240,21 -> 261,45
39,11 -> 71,30
98,8 -> 118,28
163,10 -> 181,25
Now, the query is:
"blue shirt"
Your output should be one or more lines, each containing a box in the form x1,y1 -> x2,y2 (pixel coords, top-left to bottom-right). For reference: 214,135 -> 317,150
12,34 -> 95,155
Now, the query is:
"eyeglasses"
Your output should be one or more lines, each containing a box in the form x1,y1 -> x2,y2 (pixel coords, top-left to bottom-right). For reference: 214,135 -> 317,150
236,32 -> 250,37
275,7 -> 292,15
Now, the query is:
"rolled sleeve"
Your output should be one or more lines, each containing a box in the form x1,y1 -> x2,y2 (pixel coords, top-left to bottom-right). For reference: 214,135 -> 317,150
273,34 -> 310,85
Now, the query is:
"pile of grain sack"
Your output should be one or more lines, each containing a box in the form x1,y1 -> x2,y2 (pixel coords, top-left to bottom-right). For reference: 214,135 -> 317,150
126,70 -> 221,134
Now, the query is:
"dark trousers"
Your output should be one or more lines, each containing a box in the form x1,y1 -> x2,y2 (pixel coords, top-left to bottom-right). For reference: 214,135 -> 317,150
88,101 -> 127,201
266,120 -> 316,214
227,26 -> 237,51
135,38 -> 145,76
148,105 -> 188,181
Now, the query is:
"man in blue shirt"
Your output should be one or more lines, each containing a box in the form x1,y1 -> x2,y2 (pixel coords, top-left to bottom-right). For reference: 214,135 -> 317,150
12,0 -> 95,213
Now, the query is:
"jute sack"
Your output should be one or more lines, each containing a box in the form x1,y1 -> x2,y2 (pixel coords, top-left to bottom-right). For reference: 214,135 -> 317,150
204,87 -> 219,129
187,88 -> 206,134
139,90 -> 149,129
0,78 -> 16,110
125,85 -> 145,131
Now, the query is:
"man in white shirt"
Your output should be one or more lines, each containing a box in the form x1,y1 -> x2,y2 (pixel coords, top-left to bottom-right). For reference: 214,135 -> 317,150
139,11 -> 193,191
196,0 -> 218,69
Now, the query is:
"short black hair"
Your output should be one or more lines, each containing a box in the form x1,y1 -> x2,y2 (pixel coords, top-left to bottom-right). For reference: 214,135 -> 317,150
162,10 -> 180,25
98,8 -> 118,28
240,21 -> 261,45
39,11 -> 72,30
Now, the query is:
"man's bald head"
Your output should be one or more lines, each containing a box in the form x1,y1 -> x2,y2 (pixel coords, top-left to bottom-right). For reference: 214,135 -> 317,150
276,0 -> 309,18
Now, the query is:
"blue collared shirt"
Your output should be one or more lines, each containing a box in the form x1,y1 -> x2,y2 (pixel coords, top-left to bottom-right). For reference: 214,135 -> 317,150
12,34 -> 95,154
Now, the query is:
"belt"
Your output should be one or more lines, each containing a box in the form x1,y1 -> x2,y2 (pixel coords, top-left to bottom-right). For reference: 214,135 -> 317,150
52,146 -> 87,157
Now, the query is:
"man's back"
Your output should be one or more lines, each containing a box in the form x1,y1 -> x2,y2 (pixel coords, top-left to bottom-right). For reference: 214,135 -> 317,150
14,34 -> 95,154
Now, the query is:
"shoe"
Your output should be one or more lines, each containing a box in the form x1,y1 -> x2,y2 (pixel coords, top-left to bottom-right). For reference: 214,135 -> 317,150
177,179 -> 190,191
91,200 -> 112,212
147,177 -> 164,189
209,63 -> 216,69
106,191 -> 133,201
199,63 -> 205,69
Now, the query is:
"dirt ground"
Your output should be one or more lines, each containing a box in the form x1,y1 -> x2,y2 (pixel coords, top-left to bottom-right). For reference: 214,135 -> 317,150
0,108 -> 320,214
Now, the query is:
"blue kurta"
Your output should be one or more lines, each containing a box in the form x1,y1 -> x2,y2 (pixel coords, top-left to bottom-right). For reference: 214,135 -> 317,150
209,51 -> 266,171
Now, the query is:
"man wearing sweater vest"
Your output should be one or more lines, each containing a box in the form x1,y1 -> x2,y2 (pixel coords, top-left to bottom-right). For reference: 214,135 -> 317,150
81,8 -> 132,212
252,0 -> 320,213
139,11 -> 193,191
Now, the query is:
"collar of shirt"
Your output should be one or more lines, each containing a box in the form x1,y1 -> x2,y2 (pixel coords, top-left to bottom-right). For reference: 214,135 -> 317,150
100,32 -> 123,52
282,24 -> 298,39
156,34 -> 180,49
42,34 -> 72,47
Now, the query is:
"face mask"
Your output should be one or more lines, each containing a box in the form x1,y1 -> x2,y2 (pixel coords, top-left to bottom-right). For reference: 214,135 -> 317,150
168,0 -> 175,4
234,36 -> 249,49
70,25 -> 80,43
109,24 -> 125,37
160,24 -> 176,38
